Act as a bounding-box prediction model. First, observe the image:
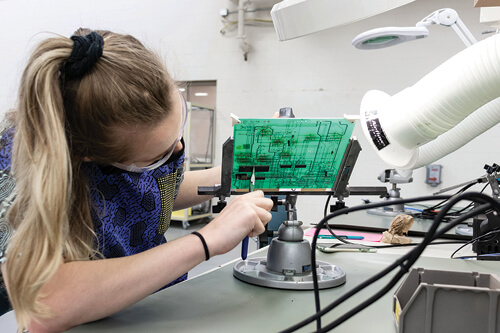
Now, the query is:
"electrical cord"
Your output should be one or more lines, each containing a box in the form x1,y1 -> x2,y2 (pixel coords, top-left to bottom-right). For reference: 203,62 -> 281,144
322,194 -> 351,245
413,181 -> 480,221
280,192 -> 500,333
322,180 -> 482,248
316,196 -> 495,333
289,194 -> 450,332
321,190 -> 466,249
323,194 -> 331,218
450,229 -> 500,259
321,194 -> 499,332
447,183 -> 489,217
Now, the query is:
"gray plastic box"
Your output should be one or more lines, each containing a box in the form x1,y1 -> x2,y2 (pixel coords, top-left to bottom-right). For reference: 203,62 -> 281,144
394,267 -> 500,333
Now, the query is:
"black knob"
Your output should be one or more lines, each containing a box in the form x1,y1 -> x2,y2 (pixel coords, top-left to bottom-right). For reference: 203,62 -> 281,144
485,164 -> 492,174
279,107 -> 295,118
330,201 -> 347,213
212,201 -> 227,213
484,164 -> 499,174
271,195 -> 279,212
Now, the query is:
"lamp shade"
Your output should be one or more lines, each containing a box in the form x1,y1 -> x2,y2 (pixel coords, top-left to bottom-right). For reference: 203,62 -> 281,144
352,26 -> 429,49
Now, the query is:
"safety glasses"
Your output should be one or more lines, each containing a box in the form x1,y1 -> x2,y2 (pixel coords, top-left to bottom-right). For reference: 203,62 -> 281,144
111,93 -> 188,173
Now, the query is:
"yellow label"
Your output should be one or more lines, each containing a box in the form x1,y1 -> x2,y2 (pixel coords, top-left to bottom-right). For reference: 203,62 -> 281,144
394,298 -> 401,324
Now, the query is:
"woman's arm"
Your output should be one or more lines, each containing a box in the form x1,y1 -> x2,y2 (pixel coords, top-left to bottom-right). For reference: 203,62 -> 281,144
173,166 -> 221,210
2,190 -> 272,333
2,233 -> 206,332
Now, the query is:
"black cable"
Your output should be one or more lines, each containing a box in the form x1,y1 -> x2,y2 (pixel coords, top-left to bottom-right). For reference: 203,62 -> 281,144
427,182 -> 476,211
279,192 -> 500,333
322,194 -> 350,245
322,204 -> 485,332
280,195 -> 450,333
322,196 -> 354,246
430,203 -> 497,241
448,183 -> 489,216
318,201 -> 493,333
450,229 -> 500,259
323,194 -> 331,218
413,181 -> 477,221
318,194 -> 500,332
318,198 -> 490,332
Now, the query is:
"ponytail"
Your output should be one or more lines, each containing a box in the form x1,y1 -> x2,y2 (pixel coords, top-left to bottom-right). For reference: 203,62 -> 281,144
6,37 -> 94,329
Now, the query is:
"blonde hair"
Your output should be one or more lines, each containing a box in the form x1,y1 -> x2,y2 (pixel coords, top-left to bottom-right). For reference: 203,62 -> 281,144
5,28 -> 175,329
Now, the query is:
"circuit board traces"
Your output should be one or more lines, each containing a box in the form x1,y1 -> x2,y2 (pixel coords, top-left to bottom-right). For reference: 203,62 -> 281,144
232,118 -> 355,190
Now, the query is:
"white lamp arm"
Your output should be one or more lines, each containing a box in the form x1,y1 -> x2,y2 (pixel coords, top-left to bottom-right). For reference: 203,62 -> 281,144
417,8 -> 458,27
417,8 -> 477,47
451,18 -> 478,47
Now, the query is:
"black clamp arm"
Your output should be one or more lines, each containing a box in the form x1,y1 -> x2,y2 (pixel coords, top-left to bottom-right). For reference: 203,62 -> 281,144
197,137 -> 234,213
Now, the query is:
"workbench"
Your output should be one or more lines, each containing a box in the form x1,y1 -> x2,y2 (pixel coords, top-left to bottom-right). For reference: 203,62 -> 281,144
65,212 -> 496,332
0,211 -> 495,332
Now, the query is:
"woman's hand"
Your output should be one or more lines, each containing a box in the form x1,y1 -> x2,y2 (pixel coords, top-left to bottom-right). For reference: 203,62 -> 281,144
198,190 -> 273,257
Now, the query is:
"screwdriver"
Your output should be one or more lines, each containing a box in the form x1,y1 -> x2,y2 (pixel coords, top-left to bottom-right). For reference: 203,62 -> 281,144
241,168 -> 255,260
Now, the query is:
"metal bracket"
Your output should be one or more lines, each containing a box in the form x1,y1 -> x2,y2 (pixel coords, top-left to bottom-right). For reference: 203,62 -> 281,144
331,138 -> 361,199
197,137 -> 234,213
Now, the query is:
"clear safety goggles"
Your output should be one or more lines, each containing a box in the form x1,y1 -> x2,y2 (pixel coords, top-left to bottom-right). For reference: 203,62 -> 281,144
111,93 -> 188,173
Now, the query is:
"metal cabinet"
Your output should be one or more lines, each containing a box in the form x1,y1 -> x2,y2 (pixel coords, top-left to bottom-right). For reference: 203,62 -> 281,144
171,103 -> 215,229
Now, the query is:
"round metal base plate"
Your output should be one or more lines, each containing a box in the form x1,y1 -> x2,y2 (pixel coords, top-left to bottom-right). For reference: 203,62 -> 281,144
233,257 -> 346,290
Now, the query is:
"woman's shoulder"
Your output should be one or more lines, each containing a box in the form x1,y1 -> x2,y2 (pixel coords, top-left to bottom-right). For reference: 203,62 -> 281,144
0,118 -> 16,264
0,118 -> 14,172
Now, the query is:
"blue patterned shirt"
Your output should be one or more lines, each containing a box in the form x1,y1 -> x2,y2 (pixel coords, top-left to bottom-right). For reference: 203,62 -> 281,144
0,125 -> 187,289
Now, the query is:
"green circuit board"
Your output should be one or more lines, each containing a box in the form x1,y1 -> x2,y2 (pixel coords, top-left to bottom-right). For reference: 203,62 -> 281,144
232,118 -> 355,191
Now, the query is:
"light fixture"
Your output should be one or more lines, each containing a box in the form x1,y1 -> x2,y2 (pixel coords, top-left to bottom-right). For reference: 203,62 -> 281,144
352,26 -> 429,50
178,88 -> 186,92
194,92 -> 208,97
352,8 -> 477,49
270,0 -> 416,41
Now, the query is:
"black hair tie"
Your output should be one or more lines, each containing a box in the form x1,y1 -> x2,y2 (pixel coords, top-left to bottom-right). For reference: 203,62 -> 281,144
192,231 -> 210,261
62,31 -> 104,80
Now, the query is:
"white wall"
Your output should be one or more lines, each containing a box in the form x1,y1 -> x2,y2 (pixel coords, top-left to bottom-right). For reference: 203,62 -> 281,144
0,0 -> 498,225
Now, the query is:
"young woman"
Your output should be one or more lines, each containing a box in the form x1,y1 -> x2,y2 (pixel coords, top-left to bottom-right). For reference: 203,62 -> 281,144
0,28 -> 273,332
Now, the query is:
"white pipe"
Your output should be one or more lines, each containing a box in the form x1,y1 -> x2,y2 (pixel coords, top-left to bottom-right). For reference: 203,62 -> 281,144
360,33 -> 500,170
237,0 -> 251,59
238,0 -> 246,38
408,97 -> 500,169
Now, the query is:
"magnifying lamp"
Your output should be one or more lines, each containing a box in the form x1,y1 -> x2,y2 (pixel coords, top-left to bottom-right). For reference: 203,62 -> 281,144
353,8 -> 477,49
352,26 -> 429,49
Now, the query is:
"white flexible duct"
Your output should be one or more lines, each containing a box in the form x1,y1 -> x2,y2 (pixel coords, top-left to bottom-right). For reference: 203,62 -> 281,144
360,33 -> 500,170
413,97 -> 500,169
